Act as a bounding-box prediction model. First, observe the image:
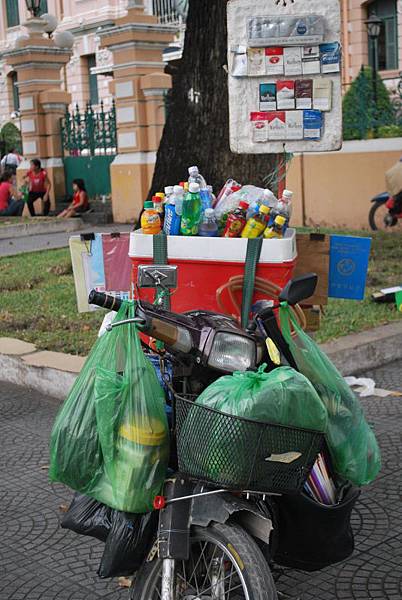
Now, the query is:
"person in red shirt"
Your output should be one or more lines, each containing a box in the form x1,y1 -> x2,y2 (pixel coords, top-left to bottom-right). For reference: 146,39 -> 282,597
0,171 -> 24,216
57,178 -> 90,218
23,158 -> 51,216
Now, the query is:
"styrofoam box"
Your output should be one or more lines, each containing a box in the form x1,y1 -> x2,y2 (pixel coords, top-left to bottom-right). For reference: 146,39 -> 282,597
129,228 -> 297,263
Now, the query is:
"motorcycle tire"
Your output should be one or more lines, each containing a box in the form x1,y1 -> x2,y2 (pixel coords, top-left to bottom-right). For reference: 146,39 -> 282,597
130,521 -> 278,600
369,201 -> 397,231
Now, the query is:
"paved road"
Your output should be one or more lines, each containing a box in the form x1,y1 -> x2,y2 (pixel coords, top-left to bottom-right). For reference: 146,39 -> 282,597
0,361 -> 401,600
0,224 -> 133,257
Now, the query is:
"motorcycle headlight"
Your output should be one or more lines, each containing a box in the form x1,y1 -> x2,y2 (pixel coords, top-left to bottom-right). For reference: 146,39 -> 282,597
208,332 -> 256,372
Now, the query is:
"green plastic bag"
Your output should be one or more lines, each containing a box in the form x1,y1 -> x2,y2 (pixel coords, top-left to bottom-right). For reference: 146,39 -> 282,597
279,303 -> 381,486
195,365 -> 328,430
49,302 -> 169,513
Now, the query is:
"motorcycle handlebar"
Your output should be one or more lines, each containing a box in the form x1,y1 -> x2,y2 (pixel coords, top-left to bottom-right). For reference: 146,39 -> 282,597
88,290 -> 124,312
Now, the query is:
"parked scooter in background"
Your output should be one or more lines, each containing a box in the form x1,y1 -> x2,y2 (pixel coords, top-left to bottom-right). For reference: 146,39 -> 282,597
369,191 -> 402,231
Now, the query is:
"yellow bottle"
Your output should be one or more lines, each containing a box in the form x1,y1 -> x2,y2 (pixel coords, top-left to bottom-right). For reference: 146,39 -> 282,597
241,204 -> 270,238
264,215 -> 286,239
141,201 -> 161,234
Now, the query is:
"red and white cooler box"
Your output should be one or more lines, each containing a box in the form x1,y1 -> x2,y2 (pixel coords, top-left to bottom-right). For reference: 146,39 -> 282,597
129,229 -> 297,314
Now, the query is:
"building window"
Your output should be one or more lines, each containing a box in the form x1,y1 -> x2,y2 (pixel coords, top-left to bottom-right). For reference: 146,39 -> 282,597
87,55 -> 99,105
6,0 -> 20,27
11,73 -> 19,111
368,0 -> 398,71
38,0 -> 49,16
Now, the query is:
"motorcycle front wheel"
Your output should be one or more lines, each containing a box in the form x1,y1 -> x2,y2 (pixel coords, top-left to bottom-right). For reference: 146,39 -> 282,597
131,521 -> 278,600
369,201 -> 399,231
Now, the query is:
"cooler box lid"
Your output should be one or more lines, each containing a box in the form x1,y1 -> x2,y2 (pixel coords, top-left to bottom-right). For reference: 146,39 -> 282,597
129,228 -> 297,264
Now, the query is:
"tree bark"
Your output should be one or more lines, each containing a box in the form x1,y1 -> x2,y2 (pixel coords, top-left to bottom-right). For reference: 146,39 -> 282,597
149,0 -> 277,198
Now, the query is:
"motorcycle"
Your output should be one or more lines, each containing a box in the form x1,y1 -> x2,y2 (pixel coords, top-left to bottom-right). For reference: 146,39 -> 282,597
88,269 -> 330,600
369,191 -> 402,231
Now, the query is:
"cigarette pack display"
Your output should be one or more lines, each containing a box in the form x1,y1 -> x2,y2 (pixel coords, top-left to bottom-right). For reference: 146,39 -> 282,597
295,79 -> 313,110
267,111 -> 286,140
247,48 -> 266,76
302,46 -> 321,75
250,112 -> 269,142
277,80 -> 295,110
231,45 -> 248,77
313,79 -> 332,111
260,83 -> 277,111
286,111 -> 304,140
320,42 -> 341,73
284,46 -> 302,76
247,15 -> 325,46
303,110 -> 323,140
265,47 -> 284,75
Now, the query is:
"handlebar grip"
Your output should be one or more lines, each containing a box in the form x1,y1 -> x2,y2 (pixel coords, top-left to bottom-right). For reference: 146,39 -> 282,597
88,290 -> 123,311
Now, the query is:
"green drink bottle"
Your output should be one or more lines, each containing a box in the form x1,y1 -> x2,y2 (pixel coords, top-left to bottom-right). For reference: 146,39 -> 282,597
181,182 -> 202,236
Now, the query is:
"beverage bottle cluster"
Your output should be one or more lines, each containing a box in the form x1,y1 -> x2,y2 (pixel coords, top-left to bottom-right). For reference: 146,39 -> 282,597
140,167 -> 293,240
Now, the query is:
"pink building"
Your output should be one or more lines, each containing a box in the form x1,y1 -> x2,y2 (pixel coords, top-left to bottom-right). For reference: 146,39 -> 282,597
0,0 -> 185,127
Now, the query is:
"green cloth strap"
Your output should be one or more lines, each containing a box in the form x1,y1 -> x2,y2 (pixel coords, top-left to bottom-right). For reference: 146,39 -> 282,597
241,237 -> 263,328
152,232 -> 170,310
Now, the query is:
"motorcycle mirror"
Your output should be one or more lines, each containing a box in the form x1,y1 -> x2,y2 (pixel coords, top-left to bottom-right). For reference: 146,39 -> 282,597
279,273 -> 318,305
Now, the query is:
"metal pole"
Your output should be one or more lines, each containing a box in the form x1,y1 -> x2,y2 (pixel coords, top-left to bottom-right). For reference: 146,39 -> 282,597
372,38 -> 378,136
161,558 -> 175,600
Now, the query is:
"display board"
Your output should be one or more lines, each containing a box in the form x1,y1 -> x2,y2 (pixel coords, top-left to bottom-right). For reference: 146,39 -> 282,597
227,0 -> 342,154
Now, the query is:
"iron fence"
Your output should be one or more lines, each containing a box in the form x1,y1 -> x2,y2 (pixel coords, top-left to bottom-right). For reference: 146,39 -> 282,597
60,101 -> 117,156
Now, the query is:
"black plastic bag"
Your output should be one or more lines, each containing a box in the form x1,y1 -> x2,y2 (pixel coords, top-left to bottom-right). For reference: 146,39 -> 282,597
273,485 -> 360,571
98,510 -> 158,578
61,493 -> 112,542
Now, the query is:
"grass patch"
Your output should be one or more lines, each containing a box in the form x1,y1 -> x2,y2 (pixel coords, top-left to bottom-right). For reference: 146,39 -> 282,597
0,230 -> 401,355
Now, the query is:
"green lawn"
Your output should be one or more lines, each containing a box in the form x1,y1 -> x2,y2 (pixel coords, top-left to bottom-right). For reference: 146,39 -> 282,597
0,230 -> 401,355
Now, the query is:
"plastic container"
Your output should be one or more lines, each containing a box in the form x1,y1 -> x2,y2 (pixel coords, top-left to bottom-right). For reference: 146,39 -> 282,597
188,166 -> 207,190
241,204 -> 270,238
181,182 -> 202,236
199,208 -> 218,237
172,185 -> 185,216
164,200 -> 181,236
223,201 -> 249,238
129,228 -> 297,313
140,201 -> 161,235
264,215 -> 287,239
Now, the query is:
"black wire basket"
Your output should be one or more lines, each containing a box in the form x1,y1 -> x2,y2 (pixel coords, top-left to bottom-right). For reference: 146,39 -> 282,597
174,394 -> 324,495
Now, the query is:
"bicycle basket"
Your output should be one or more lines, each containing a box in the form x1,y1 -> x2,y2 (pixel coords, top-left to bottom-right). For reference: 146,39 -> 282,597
174,394 -> 324,494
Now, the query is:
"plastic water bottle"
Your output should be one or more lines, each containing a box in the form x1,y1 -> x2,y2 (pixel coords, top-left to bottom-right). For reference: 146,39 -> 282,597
172,185 -> 185,216
200,187 -> 212,212
223,201 -> 249,238
207,185 -> 217,207
279,189 -> 293,219
188,166 -> 207,190
198,208 -> 218,237
152,195 -> 164,223
164,186 -> 174,204
164,197 -> 181,236
181,182 -> 202,236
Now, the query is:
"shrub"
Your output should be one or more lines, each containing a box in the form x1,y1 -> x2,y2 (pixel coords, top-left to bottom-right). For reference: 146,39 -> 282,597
343,66 -> 396,140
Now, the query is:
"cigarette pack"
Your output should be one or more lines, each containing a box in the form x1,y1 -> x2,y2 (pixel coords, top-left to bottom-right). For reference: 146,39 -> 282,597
286,111 -> 304,140
267,111 -> 286,140
247,48 -> 266,76
259,83 -> 277,111
277,80 -> 295,110
230,45 -> 248,77
284,46 -> 302,76
265,47 -> 284,76
313,78 -> 333,111
302,46 -> 321,74
303,109 -> 322,140
320,42 -> 341,73
295,79 -> 313,109
250,112 -> 269,142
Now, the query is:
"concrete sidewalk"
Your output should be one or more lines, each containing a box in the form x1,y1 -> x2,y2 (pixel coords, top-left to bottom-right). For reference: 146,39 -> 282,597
1,320 -> 402,400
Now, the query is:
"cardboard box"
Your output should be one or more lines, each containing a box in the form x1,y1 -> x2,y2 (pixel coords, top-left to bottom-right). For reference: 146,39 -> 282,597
320,42 -> 341,73
295,79 -> 313,109
248,47 -> 266,76
265,47 -> 284,75
259,83 -> 277,111
277,80 -> 295,110
250,111 -> 269,142
313,78 -> 332,111
284,46 -> 302,76
267,111 -> 286,140
303,109 -> 322,139
286,111 -> 304,140
302,46 -> 321,74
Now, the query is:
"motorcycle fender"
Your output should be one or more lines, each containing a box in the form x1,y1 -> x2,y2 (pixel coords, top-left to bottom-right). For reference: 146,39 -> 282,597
190,492 -> 273,544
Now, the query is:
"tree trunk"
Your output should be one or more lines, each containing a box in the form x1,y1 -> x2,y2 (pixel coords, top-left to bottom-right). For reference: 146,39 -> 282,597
149,0 -> 277,198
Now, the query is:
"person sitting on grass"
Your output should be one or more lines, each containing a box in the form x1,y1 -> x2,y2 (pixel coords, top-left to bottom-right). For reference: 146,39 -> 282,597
0,170 -> 24,217
57,179 -> 90,218
24,158 -> 52,216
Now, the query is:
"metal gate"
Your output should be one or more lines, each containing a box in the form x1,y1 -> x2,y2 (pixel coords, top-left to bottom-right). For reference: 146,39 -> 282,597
61,102 -> 117,198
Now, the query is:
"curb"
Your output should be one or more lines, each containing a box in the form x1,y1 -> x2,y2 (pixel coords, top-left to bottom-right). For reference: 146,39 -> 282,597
0,321 -> 401,400
0,218 -> 83,240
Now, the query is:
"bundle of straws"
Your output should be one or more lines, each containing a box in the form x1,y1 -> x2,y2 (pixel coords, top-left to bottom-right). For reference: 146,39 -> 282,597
304,453 -> 337,505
